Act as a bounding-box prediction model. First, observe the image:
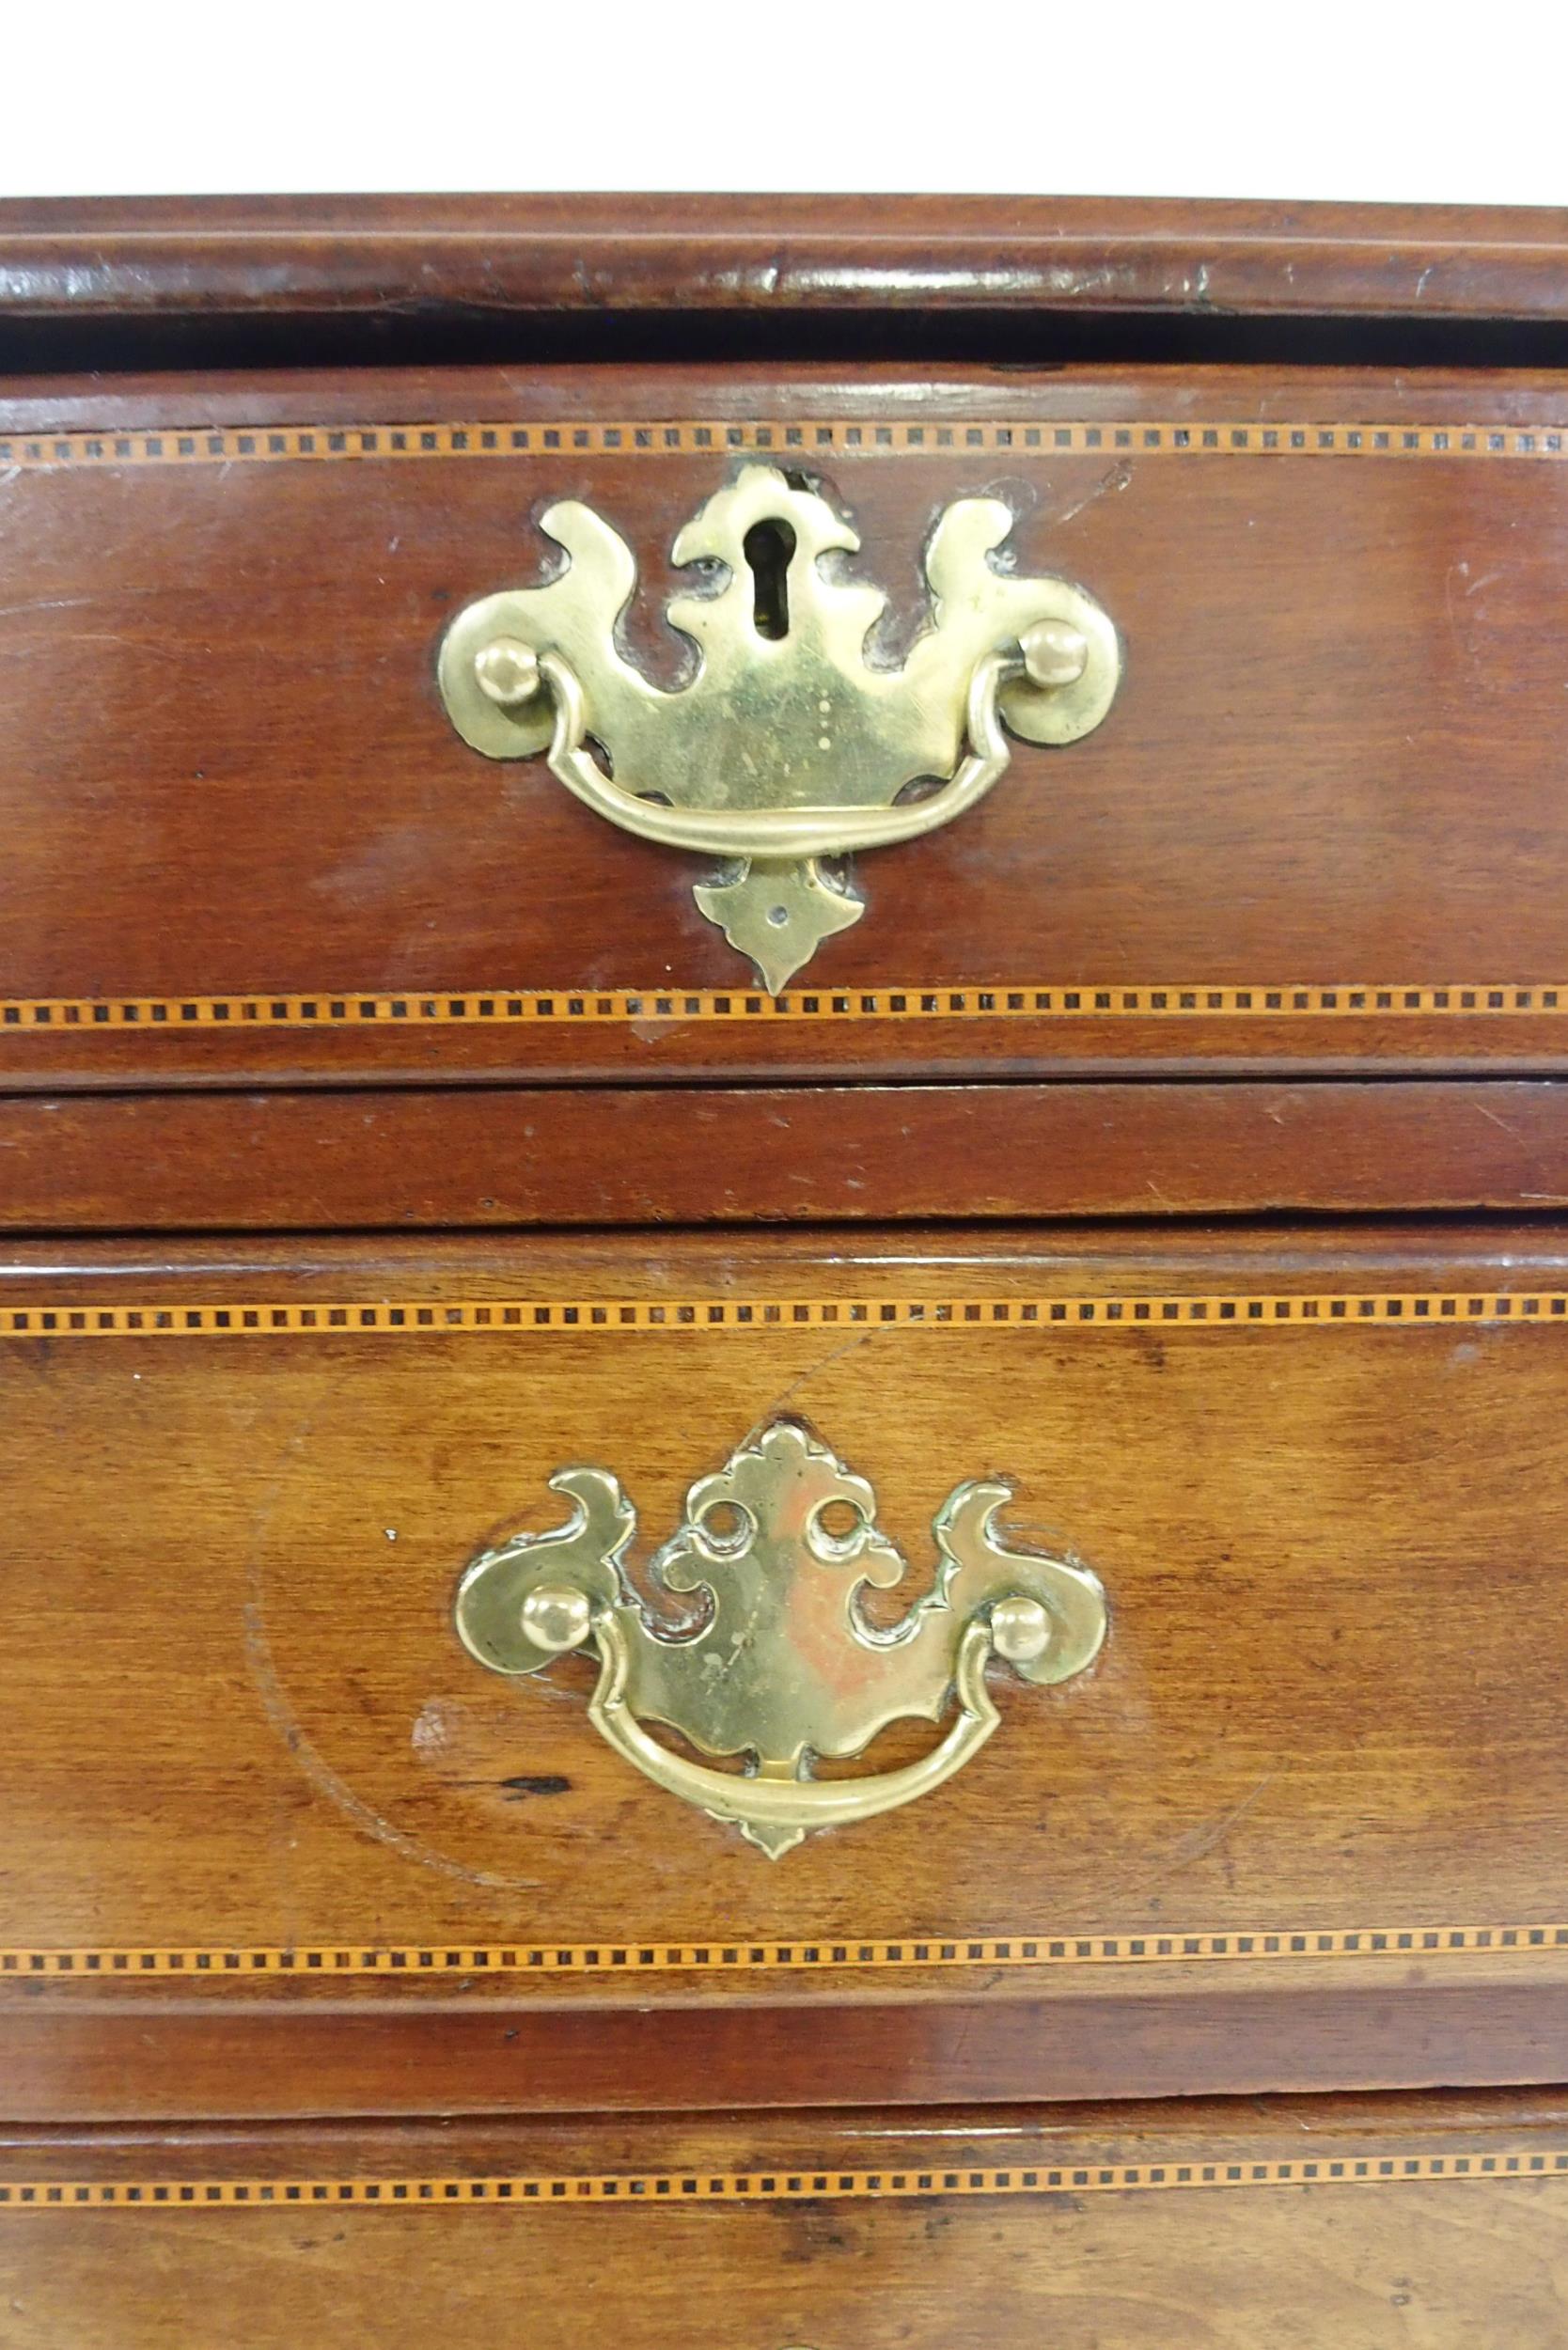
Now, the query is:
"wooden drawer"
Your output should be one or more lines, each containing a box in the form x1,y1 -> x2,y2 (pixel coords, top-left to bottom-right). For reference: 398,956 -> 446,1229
3,2092 -> 1566,2349
5,363 -> 1568,1089
6,1225 -> 1568,2118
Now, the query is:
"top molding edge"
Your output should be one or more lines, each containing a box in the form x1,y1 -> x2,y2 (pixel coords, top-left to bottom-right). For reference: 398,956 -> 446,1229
4,194 -> 1568,324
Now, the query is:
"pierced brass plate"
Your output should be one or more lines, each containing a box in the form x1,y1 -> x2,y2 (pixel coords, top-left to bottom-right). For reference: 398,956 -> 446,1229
454,1417 -> 1107,1857
438,466 -> 1121,988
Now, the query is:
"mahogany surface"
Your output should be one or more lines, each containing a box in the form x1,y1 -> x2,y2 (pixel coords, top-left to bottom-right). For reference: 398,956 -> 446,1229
2,367 -> 1568,1085
2,2092 -> 1565,2350
3,194 -> 1568,324
5,1078 -> 1568,1230
7,1976 -> 1568,2128
2,1226 -> 1567,2124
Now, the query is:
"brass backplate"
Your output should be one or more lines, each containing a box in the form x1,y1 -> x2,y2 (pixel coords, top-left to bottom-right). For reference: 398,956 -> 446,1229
455,1417 -> 1107,1856
438,467 -> 1121,988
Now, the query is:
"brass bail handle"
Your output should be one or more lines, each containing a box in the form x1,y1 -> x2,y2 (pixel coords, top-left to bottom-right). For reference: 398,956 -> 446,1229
469,627 -> 1092,861
437,466 -> 1121,990
454,1419 -> 1108,1859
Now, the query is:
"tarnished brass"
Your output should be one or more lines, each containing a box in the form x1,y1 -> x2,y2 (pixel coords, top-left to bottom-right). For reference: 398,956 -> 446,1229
438,466 -> 1121,989
454,1418 -> 1107,1857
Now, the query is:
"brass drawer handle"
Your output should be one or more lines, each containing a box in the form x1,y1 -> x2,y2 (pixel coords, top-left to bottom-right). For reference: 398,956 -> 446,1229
454,1418 -> 1106,1857
438,467 -> 1121,989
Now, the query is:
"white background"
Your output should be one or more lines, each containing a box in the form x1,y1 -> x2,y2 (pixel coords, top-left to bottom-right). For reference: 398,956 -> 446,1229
2,3 -> 1565,205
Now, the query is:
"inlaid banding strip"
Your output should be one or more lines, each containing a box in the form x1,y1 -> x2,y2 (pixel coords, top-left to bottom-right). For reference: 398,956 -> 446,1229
4,2148 -> 1565,2212
1,1291 -> 1563,1340
4,417 -> 1567,470
6,1922 -> 1565,1979
2,981 -> 1565,1031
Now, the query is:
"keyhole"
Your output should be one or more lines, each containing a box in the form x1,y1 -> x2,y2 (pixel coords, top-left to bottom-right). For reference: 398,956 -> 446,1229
744,517 -> 794,639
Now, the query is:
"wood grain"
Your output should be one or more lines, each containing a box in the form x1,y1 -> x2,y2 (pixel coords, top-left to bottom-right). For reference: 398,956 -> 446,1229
2,368 -> 1568,1084
4,1228 -> 1568,2112
4,1080 -> 1568,1228
0,2092 -> 1564,2349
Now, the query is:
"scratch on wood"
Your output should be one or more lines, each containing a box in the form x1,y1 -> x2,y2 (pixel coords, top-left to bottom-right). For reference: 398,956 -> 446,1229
1165,1776 -> 1277,1872
240,1597 -> 542,1892
242,1417 -> 542,1893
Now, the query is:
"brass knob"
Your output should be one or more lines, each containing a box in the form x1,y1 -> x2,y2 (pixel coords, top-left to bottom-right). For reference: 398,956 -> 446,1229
473,636 -> 544,711
989,1593 -> 1054,1664
519,1583 -> 593,1654
1020,618 -> 1090,690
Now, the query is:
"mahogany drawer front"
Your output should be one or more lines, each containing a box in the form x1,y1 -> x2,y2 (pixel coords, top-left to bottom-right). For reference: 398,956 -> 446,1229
5,1226 -> 1568,2119
4,366 -> 1568,1090
8,1080 -> 1568,1230
2,2093 -> 1566,2350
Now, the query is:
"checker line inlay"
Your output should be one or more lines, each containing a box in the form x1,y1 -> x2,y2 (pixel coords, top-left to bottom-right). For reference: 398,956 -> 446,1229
3,982 -> 1567,1033
2,1289 -> 1567,1340
4,1920 -> 1567,1981
5,416 -> 1568,471
3,2146 -> 1566,2213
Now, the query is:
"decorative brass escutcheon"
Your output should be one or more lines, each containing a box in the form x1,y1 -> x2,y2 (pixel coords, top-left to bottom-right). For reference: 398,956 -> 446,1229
454,1418 -> 1107,1856
437,466 -> 1121,989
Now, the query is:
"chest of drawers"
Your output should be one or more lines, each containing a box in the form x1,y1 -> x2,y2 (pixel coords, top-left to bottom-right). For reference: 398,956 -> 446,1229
4,194 -> 1568,2348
